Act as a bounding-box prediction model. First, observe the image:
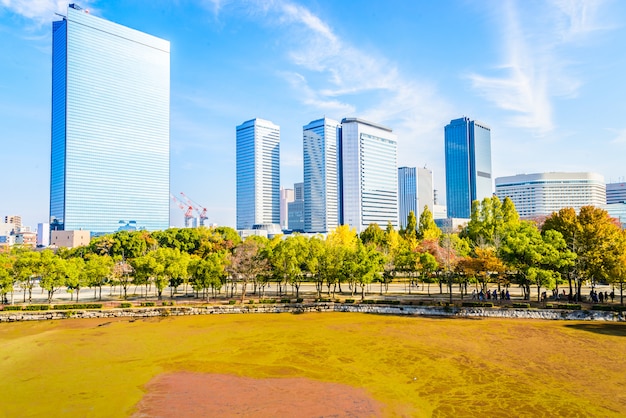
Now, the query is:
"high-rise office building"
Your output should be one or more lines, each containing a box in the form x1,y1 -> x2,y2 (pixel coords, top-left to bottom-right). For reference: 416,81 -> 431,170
341,118 -> 398,233
495,172 -> 606,218
444,117 -> 492,218
417,167 -> 434,217
398,167 -> 417,228
279,187 -> 294,230
236,118 -> 280,230
50,4 -> 170,235
303,117 -> 341,233
398,167 -> 435,228
606,182 -> 626,204
288,182 -> 305,232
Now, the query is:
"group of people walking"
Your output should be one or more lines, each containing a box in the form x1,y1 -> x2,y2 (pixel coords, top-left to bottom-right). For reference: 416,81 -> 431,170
590,289 -> 614,303
472,288 -> 510,301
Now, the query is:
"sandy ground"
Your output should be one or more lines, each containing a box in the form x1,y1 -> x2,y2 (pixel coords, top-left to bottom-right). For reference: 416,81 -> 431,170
132,372 -> 384,417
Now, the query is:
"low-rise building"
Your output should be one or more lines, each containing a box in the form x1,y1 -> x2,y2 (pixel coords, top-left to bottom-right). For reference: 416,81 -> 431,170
495,172 -> 606,218
50,230 -> 91,249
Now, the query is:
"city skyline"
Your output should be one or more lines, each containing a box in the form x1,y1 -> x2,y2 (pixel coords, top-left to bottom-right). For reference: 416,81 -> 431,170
2,1 -> 626,229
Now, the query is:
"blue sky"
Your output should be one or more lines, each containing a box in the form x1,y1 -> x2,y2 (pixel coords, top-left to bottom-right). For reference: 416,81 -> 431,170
2,0 -> 626,229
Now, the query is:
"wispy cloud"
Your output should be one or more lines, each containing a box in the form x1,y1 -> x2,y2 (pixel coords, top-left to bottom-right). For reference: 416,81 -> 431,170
467,0 -> 610,134
0,0 -> 94,24
609,128 -> 626,144
245,0 -> 451,147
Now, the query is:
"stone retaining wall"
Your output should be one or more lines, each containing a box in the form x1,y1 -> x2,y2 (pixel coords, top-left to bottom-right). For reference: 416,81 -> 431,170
1,303 -> 624,322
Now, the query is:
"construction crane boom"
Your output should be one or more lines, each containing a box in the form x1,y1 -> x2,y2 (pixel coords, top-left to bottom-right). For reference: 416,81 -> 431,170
180,192 -> 208,226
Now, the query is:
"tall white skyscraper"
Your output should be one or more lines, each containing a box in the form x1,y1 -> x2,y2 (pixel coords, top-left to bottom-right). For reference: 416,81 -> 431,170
417,167 -> 434,217
303,117 -> 341,233
341,118 -> 398,233
236,118 -> 280,229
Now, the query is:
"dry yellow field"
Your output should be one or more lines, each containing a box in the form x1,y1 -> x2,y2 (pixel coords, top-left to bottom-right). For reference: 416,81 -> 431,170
1,313 -> 625,417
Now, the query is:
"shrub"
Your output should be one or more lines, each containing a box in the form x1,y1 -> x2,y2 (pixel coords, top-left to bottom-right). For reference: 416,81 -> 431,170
592,305 -> 626,312
280,298 -> 291,304
23,305 -> 50,311
512,303 -> 531,308
295,298 -> 304,303
53,304 -> 102,310
3,305 -> 22,311
140,302 -> 156,307
248,300 -> 256,304
361,299 -> 375,304
259,299 -> 276,304
120,303 -> 132,308
344,299 -> 355,304
228,300 -> 236,305
462,302 -> 493,308
161,301 -> 175,306
545,303 -> 581,310
316,298 -> 332,303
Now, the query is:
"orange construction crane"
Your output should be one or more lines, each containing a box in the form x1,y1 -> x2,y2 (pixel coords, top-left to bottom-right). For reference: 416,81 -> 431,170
170,194 -> 195,228
180,192 -> 208,226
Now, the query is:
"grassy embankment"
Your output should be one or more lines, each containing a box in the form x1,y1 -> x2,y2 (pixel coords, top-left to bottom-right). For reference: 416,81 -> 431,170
1,313 -> 625,417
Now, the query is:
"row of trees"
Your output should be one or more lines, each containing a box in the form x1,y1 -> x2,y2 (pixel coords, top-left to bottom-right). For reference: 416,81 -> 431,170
1,197 -> 625,305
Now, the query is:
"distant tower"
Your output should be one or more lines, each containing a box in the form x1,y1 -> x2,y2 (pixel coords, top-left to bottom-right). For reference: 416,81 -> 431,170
417,167 -> 434,217
288,182 -> 305,232
398,167 -> 416,229
303,117 -> 341,233
341,118 -> 398,233
50,4 -> 170,234
280,187 -> 294,230
444,117 -> 492,218
236,118 -> 280,229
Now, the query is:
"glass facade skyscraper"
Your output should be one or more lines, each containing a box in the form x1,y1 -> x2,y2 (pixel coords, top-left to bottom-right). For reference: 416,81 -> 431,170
236,118 -> 280,230
341,118 -> 398,233
398,167 -> 417,229
303,117 -> 341,233
444,117 -> 492,219
50,5 -> 170,235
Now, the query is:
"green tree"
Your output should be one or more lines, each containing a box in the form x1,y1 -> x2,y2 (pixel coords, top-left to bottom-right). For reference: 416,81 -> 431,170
39,251 -> 66,303
403,211 -> 417,240
85,254 -> 114,300
64,257 -> 85,302
360,223 -> 386,247
417,206 -> 440,240
0,253 -> 14,304
13,250 -> 40,303
189,252 -> 227,301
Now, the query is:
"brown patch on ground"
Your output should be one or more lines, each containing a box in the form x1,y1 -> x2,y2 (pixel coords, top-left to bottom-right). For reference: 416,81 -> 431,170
132,372 -> 384,417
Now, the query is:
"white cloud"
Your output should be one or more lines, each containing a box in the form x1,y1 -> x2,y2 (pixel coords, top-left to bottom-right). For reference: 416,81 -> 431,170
467,0 -> 610,134
255,0 -> 451,146
0,0 -> 94,23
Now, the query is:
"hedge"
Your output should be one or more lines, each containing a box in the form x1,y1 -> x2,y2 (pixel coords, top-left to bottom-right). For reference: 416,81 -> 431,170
140,302 -> 156,307
545,303 -> 581,310
120,302 -> 132,308
280,298 -> 291,304
512,303 -> 531,308
3,306 -> 23,311
23,305 -> 50,311
592,304 -> 626,312
462,302 -> 493,308
53,304 -> 102,310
